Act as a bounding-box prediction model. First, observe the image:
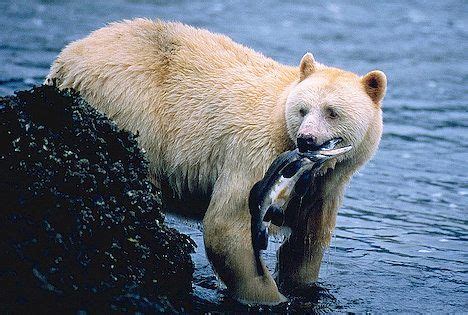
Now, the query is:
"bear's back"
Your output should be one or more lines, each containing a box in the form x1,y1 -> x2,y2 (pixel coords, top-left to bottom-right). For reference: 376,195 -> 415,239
47,19 -> 296,200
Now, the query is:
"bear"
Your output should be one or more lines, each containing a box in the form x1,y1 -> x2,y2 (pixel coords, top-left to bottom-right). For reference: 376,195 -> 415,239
45,19 -> 386,305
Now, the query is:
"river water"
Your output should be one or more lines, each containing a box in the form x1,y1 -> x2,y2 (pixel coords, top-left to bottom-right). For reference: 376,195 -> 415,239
1,0 -> 466,312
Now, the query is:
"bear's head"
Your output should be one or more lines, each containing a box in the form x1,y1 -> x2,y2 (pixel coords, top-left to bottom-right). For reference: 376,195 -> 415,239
285,53 -> 386,173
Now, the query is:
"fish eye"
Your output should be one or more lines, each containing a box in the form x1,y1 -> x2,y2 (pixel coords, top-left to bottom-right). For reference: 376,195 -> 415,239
327,107 -> 338,119
299,108 -> 308,117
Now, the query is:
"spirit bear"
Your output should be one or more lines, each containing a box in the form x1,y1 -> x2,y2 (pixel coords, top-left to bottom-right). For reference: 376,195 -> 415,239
46,19 -> 386,304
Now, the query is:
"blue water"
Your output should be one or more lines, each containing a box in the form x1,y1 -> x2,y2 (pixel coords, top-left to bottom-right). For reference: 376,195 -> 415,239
1,0 -> 467,312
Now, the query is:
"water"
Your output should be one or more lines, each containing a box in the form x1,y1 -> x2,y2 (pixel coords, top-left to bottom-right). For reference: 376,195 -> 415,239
1,0 -> 467,312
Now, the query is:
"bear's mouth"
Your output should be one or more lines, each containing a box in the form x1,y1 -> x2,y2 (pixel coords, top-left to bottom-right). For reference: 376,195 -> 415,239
297,137 -> 352,176
297,136 -> 346,152
297,137 -> 351,159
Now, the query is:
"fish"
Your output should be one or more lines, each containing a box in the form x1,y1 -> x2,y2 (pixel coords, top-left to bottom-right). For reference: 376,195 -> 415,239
248,137 -> 352,275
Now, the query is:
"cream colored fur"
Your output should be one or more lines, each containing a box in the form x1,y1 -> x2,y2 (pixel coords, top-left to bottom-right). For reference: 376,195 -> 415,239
45,19 -> 386,304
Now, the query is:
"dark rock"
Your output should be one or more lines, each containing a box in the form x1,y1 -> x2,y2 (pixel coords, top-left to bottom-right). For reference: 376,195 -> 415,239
0,85 -> 195,313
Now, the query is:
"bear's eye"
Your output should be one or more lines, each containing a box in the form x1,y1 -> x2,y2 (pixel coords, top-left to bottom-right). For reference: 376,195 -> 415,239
326,107 -> 338,119
299,108 -> 308,117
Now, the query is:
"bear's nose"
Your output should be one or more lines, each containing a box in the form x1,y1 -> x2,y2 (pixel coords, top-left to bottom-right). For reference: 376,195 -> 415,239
297,134 -> 320,152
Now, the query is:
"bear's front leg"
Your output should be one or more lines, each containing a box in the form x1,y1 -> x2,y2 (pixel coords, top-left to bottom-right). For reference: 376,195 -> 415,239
203,172 -> 286,305
277,233 -> 325,287
277,181 -> 343,288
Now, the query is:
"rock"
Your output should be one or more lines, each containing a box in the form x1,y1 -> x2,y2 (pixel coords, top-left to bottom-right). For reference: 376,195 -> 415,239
0,85 -> 195,313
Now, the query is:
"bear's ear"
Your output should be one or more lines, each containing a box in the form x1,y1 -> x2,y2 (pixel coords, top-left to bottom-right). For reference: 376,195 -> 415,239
361,70 -> 387,104
299,52 -> 316,82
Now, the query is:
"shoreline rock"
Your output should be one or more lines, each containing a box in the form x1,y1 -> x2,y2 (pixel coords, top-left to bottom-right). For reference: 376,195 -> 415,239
0,85 -> 195,313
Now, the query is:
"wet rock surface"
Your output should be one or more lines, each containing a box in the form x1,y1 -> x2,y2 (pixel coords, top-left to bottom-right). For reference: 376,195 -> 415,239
0,85 -> 195,313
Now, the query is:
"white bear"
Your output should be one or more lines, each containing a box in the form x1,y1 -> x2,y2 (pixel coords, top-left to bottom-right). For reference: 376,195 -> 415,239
46,19 -> 386,304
